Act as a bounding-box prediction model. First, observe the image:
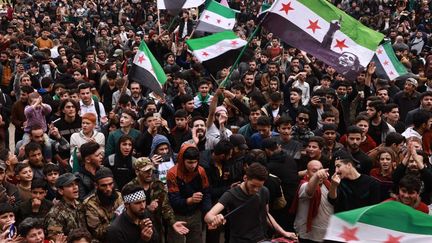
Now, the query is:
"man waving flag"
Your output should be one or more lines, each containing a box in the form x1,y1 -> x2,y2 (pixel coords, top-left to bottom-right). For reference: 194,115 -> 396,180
259,0 -> 384,80
128,41 -> 167,96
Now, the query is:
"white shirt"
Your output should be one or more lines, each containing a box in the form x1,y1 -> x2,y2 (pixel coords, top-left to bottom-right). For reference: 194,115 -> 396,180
294,183 -> 333,242
79,99 -> 107,127
293,80 -> 310,106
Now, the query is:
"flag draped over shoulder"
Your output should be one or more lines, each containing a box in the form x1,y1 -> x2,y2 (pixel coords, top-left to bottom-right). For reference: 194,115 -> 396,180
196,0 -> 236,33
157,0 -> 205,15
372,41 -> 408,80
259,0 -> 384,80
128,41 -> 167,96
186,31 -> 247,73
324,201 -> 432,242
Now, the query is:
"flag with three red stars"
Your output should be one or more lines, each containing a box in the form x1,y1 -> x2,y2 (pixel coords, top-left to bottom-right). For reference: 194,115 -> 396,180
186,30 -> 248,73
258,0 -> 384,81
372,41 -> 408,80
196,0 -> 236,33
324,201 -> 432,243
128,41 -> 167,96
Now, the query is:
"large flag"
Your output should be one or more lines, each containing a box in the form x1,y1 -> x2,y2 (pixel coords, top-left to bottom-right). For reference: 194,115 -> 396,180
324,201 -> 432,242
259,0 -> 384,80
157,0 -> 205,15
220,0 -> 229,7
372,41 -> 408,80
186,31 -> 247,73
196,0 -> 236,33
128,41 -> 167,96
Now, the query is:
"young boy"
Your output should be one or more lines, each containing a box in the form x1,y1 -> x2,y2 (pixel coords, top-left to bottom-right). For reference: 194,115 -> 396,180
43,163 -> 60,201
16,178 -> 53,223
0,203 -> 16,236
15,163 -> 34,201
193,80 -> 213,110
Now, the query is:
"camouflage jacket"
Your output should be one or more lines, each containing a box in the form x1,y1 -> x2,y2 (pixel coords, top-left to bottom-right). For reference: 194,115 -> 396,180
83,191 -> 123,241
127,178 -> 176,231
44,199 -> 86,239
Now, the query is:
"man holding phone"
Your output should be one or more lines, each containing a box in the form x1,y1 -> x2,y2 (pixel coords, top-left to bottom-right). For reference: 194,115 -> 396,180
149,134 -> 175,184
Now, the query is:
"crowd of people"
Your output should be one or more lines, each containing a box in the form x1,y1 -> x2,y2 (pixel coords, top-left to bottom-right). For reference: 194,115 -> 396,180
0,0 -> 431,242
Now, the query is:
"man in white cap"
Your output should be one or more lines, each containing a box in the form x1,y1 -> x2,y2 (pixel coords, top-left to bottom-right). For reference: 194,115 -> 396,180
393,77 -> 420,122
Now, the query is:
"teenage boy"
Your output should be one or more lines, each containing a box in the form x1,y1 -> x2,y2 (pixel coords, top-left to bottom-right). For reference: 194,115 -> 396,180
43,163 -> 59,201
15,162 -> 34,201
16,178 -> 53,223
45,173 -> 86,239
105,109 -> 140,157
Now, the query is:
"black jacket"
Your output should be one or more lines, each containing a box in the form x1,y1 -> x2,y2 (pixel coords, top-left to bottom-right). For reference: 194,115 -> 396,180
266,150 -> 299,207
106,211 -> 158,243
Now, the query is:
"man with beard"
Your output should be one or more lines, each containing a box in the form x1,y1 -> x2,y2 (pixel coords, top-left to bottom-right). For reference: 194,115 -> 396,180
405,91 -> 432,127
242,71 -> 260,97
17,126 -> 69,164
205,163 -> 297,242
130,81 -> 146,118
291,108 -> 315,147
126,157 -> 189,242
366,100 -> 396,145
184,116 -> 219,151
45,173 -> 86,239
171,109 -> 192,153
24,142 -> 47,180
328,149 -> 381,213
76,141 -> 104,200
393,78 -> 420,122
344,126 -> 373,175
260,62 -> 285,92
83,167 -> 123,241
106,184 -> 158,243
392,143 -> 432,204
206,93 -> 232,141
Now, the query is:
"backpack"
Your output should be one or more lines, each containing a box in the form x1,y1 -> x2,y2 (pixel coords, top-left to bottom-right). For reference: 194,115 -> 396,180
92,96 -> 101,124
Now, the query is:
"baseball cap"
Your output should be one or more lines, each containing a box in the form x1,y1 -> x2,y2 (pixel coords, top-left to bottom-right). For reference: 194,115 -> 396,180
230,134 -> 248,150
113,49 -> 124,57
334,149 -> 360,168
133,157 -> 155,171
56,173 -> 79,188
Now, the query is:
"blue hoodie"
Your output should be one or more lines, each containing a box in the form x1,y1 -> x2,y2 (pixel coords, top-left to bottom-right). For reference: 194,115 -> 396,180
149,135 -> 177,162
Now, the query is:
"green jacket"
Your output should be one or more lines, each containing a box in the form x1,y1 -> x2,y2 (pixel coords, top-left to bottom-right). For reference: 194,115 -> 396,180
127,178 -> 176,232
105,128 -> 141,157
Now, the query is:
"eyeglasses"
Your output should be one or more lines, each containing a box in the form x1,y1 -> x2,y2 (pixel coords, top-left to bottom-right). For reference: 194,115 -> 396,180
298,117 -> 309,122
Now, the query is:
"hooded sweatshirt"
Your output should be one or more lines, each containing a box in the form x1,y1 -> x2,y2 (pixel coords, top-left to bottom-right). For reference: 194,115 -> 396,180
105,137 -> 136,190
167,144 -> 211,216
150,135 -> 176,184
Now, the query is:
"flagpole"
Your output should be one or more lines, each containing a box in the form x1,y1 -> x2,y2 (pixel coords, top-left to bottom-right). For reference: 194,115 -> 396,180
219,11 -> 270,88
158,9 -> 162,34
